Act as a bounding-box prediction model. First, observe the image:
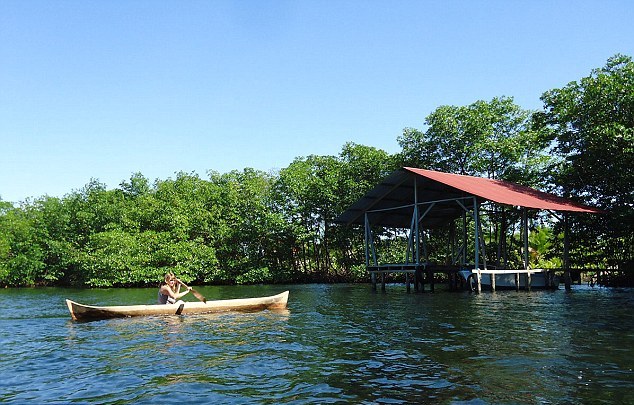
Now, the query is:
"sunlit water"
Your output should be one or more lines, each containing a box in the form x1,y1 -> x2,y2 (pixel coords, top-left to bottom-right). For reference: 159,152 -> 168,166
1,284 -> 632,404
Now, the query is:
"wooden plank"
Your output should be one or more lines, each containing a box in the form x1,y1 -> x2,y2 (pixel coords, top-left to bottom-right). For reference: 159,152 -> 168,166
515,272 -> 520,291
476,269 -> 549,275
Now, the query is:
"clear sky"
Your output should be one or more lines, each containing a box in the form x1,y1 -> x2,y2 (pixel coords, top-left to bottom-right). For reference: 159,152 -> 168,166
1,0 -> 633,204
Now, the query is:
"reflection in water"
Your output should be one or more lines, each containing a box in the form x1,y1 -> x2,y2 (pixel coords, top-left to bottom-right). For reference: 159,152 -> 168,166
0,284 -> 632,403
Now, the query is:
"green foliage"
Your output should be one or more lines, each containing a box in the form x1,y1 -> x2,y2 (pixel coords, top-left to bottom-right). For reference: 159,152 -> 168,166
235,267 -> 273,285
528,227 -> 562,269
397,97 -> 556,271
0,204 -> 47,286
273,144 -> 395,279
537,54 -> 633,208
535,54 -> 634,268
398,96 -> 550,185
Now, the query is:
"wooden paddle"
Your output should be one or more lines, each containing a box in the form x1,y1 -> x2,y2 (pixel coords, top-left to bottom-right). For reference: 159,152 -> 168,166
177,279 -> 207,303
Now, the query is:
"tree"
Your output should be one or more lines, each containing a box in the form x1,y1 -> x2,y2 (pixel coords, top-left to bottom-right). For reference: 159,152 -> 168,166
398,97 -> 552,269
535,54 -> 634,270
273,155 -> 339,276
332,143 -> 397,276
209,168 -> 287,284
398,96 -> 548,184
0,202 -> 47,286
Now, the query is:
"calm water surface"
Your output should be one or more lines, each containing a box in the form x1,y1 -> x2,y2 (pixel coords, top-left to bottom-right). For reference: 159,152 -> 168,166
1,284 -> 632,404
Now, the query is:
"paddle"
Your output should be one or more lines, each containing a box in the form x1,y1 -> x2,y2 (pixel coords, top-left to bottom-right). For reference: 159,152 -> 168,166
177,279 -> 207,303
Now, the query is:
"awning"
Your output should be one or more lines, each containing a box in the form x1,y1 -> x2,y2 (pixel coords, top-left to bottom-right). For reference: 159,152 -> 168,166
335,167 -> 604,228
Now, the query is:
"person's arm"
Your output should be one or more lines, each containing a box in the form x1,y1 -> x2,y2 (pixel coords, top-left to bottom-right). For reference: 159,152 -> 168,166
174,282 -> 191,299
161,284 -> 191,300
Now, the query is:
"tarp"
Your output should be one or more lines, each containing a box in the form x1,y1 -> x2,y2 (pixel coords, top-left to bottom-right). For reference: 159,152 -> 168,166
335,167 -> 604,228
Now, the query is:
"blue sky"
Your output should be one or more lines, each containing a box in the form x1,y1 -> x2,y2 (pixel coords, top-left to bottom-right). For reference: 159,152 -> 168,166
1,0 -> 633,203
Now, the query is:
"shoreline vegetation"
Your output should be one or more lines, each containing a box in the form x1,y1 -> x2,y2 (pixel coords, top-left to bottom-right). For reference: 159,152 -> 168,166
1,55 -> 632,288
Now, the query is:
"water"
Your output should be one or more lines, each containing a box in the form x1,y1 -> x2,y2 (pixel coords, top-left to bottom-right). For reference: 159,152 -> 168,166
1,284 -> 633,404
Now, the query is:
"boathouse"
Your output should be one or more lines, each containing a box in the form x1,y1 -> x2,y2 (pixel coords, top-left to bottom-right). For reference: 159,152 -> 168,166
335,167 -> 604,293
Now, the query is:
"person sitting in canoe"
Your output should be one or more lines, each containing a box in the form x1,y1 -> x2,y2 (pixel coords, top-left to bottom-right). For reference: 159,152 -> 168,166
158,272 -> 192,304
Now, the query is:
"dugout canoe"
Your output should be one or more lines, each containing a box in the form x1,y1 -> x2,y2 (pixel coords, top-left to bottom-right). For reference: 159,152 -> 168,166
66,291 -> 289,321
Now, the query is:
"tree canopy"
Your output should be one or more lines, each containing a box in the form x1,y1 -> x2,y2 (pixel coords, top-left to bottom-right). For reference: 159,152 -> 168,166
534,54 -> 634,270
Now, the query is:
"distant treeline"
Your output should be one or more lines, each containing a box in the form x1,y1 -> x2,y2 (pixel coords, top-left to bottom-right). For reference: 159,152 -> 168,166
1,55 -> 632,287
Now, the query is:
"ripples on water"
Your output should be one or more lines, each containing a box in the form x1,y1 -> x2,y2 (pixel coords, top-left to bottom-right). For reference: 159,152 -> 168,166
1,284 -> 633,404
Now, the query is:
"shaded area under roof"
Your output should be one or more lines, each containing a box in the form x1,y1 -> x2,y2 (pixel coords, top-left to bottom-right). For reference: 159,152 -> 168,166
335,167 -> 604,228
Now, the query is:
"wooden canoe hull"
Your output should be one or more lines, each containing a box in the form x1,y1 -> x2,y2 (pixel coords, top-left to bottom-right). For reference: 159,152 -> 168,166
66,291 -> 289,321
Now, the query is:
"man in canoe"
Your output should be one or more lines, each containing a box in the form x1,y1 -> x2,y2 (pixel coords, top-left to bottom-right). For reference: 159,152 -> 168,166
158,272 -> 192,304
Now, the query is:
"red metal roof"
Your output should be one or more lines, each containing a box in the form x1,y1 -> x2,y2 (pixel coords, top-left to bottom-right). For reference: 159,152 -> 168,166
335,167 -> 604,227
404,167 -> 604,213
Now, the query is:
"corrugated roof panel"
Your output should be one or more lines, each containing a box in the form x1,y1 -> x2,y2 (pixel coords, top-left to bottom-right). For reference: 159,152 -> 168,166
335,167 -> 604,227
404,167 -> 604,213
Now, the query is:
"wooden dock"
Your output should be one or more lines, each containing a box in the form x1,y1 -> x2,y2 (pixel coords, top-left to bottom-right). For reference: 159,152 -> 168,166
369,265 -> 559,293
368,264 -> 463,293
